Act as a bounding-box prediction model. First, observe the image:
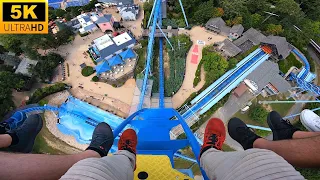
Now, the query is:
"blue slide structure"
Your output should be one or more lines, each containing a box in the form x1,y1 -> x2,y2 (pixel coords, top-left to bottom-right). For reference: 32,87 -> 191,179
293,48 -> 310,80
182,48 -> 270,119
290,48 -> 320,96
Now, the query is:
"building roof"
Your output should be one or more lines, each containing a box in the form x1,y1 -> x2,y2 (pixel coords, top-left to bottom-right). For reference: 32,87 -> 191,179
230,24 -> 244,35
83,23 -> 97,31
92,32 -> 136,60
205,17 -> 234,35
65,18 -> 80,27
95,61 -> 111,74
218,39 -> 242,57
108,54 -> 123,66
119,48 -> 136,59
206,18 -> 225,29
96,14 -> 113,24
246,61 -> 291,93
233,28 -> 266,46
15,58 -> 38,77
233,82 -> 248,98
261,35 -> 291,59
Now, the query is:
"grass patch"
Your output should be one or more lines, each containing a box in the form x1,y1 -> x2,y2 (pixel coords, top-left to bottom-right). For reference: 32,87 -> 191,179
278,53 -> 302,73
235,45 -> 260,61
233,94 -> 295,134
32,115 -> 66,155
134,40 -> 147,77
254,129 -> 272,137
296,167 -> 320,179
193,59 -> 204,87
38,99 -> 49,106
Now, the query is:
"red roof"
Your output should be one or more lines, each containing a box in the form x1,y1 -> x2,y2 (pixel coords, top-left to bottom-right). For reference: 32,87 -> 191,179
233,83 -> 248,98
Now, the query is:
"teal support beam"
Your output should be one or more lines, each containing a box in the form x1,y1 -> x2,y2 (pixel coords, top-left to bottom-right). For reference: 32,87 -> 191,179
259,100 -> 320,104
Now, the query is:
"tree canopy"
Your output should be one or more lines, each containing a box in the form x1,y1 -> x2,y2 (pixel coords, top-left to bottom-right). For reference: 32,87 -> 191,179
31,53 -> 64,82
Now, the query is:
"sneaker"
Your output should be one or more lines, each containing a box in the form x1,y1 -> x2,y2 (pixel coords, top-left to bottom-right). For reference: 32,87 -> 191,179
86,122 -> 114,157
6,114 -> 43,153
228,117 -> 261,150
267,111 -> 299,140
118,129 -> 137,154
300,109 -> 320,132
200,118 -> 226,157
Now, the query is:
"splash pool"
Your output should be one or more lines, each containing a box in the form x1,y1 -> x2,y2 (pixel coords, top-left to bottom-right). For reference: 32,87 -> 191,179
57,96 -> 124,144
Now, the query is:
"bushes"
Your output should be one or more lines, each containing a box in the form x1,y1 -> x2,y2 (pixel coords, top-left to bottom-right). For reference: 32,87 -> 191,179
165,35 -> 192,96
92,76 -> 99,82
66,63 -> 70,77
134,43 -> 147,77
249,105 -> 269,123
278,53 -> 302,73
31,53 -> 64,82
193,59 -> 203,87
79,32 -> 89,37
28,83 -> 68,104
81,66 -> 95,77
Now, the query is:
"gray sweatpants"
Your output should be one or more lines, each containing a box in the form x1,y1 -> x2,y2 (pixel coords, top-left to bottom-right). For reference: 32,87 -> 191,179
61,149 -> 304,180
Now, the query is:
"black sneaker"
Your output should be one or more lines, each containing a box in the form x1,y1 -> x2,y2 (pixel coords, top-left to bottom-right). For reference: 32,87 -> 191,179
228,117 -> 261,150
6,114 -> 43,153
86,122 -> 114,157
267,111 -> 299,140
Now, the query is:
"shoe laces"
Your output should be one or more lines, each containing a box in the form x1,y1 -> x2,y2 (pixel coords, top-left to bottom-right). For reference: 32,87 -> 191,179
121,139 -> 134,152
204,134 -> 222,148
237,127 -> 254,140
276,119 -> 295,131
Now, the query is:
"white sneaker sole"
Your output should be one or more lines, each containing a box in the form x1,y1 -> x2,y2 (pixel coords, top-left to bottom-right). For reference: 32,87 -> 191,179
300,110 -> 320,132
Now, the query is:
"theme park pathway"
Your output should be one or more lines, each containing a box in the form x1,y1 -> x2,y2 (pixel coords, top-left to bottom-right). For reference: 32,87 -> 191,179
172,27 -> 226,108
49,31 -> 136,106
195,92 -> 255,151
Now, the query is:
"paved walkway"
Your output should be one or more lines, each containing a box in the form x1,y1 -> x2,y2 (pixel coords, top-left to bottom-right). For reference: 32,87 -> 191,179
195,91 -> 255,150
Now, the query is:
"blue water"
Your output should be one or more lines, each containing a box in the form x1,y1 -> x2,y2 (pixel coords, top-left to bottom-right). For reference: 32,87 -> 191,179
57,96 -> 124,144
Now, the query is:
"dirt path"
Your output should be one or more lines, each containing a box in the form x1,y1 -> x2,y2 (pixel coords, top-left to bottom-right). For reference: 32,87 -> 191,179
44,31 -> 136,106
172,27 -> 226,108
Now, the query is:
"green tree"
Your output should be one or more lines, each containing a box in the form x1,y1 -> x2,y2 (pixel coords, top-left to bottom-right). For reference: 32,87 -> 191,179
266,24 -> 284,35
55,9 -> 67,18
275,0 -> 304,23
221,0 -> 248,19
0,35 -> 23,54
192,0 -> 215,24
249,106 -> 269,123
228,58 -> 237,70
246,0 -> 268,14
243,13 -> 262,29
92,76 -> 99,82
81,66 -> 95,77
65,13 -> 72,21
300,0 -> 320,21
32,53 -> 64,81
213,7 -> 224,17
48,9 -> 57,20
203,52 -> 228,83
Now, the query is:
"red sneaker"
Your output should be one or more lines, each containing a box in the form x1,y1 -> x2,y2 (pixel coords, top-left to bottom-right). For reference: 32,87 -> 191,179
200,118 -> 226,157
118,129 -> 137,154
